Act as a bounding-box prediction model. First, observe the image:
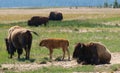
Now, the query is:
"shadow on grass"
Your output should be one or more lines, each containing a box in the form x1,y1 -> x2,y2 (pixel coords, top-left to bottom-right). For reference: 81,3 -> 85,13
17,58 -> 36,63
55,56 -> 70,61
40,57 -> 49,64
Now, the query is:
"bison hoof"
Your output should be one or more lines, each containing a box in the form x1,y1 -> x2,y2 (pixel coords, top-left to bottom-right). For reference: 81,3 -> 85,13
9,55 -> 13,59
25,57 -> 29,60
68,57 -> 71,61
9,57 -> 12,59
68,59 -> 71,61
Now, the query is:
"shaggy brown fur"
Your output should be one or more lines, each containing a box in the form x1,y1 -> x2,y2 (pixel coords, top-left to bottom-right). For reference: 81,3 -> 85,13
49,11 -> 63,21
8,25 -> 22,34
73,42 -> 111,65
8,26 -> 23,39
28,16 -> 49,26
39,38 -> 70,60
5,26 -> 38,59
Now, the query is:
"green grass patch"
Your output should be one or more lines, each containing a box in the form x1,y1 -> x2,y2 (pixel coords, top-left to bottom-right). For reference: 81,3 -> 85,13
0,19 -> 120,64
20,65 -> 94,73
1,18 -> 120,72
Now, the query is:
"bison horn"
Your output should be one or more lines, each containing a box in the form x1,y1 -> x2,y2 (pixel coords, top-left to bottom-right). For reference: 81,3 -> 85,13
81,44 -> 83,48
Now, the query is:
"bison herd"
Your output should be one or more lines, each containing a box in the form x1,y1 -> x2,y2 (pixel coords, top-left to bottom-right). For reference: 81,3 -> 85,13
28,11 -> 63,27
4,25 -> 112,65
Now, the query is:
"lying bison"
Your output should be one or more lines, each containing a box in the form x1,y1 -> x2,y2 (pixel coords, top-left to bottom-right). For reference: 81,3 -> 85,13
39,38 -> 70,60
73,42 -> 111,65
5,26 -> 38,59
49,11 -> 63,21
28,16 -> 49,27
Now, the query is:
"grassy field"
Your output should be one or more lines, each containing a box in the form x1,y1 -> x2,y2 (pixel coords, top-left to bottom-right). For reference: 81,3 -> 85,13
1,7 -> 120,73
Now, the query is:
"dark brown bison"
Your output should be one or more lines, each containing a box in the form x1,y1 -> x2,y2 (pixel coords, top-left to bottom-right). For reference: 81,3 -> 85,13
73,42 -> 111,65
5,26 -> 38,59
49,12 -> 63,21
39,38 -> 70,60
28,16 -> 49,27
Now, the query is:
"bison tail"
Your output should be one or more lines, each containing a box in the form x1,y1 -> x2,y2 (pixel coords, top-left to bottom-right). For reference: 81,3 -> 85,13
31,31 -> 39,36
28,30 -> 39,36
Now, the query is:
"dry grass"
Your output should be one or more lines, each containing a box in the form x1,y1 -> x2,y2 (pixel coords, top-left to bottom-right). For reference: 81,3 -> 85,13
1,7 -> 120,23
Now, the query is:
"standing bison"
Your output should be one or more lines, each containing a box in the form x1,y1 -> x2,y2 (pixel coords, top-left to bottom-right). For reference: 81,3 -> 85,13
49,11 -> 63,21
5,26 -> 38,59
73,42 -> 111,65
39,38 -> 70,60
28,16 -> 49,27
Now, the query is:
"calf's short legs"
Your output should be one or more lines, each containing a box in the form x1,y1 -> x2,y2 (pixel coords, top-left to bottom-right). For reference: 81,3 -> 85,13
49,49 -> 53,60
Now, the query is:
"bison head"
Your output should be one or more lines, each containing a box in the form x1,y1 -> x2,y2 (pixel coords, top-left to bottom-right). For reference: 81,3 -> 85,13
28,20 -> 32,26
5,38 -> 10,54
39,40 -> 47,47
73,43 -> 85,58
4,38 -> 16,58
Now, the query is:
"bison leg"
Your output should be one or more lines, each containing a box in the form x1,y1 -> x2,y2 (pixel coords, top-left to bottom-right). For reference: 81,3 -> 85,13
27,49 -> 31,60
25,46 -> 31,60
66,48 -> 70,61
26,39 -> 32,60
9,54 -> 13,59
44,23 -> 47,26
49,49 -> 53,60
17,49 -> 23,59
62,48 -> 66,60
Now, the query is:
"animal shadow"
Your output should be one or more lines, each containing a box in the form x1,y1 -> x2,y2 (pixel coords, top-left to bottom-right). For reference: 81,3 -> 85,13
17,58 -> 35,63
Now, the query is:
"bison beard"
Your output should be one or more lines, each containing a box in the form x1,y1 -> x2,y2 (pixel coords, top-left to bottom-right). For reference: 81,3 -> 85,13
73,42 -> 111,65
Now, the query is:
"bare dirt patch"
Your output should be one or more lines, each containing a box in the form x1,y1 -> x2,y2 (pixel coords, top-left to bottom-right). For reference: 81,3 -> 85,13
1,52 -> 120,72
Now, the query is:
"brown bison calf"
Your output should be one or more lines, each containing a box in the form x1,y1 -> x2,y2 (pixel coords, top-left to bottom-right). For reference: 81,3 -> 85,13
39,38 -> 70,60
73,42 -> 111,65
5,26 -> 38,59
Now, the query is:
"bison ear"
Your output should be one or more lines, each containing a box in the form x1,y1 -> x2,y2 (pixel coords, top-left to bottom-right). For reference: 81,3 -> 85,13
80,43 -> 86,48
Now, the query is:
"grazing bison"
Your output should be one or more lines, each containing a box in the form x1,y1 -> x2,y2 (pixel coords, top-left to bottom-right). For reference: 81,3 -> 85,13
5,26 -> 38,59
73,42 -> 111,65
39,38 -> 70,60
28,16 -> 49,27
49,11 -> 63,21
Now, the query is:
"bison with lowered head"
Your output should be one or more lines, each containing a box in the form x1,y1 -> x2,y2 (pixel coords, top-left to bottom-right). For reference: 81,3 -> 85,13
73,42 -> 111,65
5,26 -> 38,59
28,16 -> 49,27
39,38 -> 70,60
49,11 -> 63,21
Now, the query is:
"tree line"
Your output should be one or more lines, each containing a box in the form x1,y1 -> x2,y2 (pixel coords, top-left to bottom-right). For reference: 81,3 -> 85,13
104,0 -> 120,8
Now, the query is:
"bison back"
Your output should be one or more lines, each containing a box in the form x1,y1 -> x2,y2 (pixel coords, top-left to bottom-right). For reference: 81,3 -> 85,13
89,42 -> 111,64
10,29 -> 32,49
49,12 -> 63,21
